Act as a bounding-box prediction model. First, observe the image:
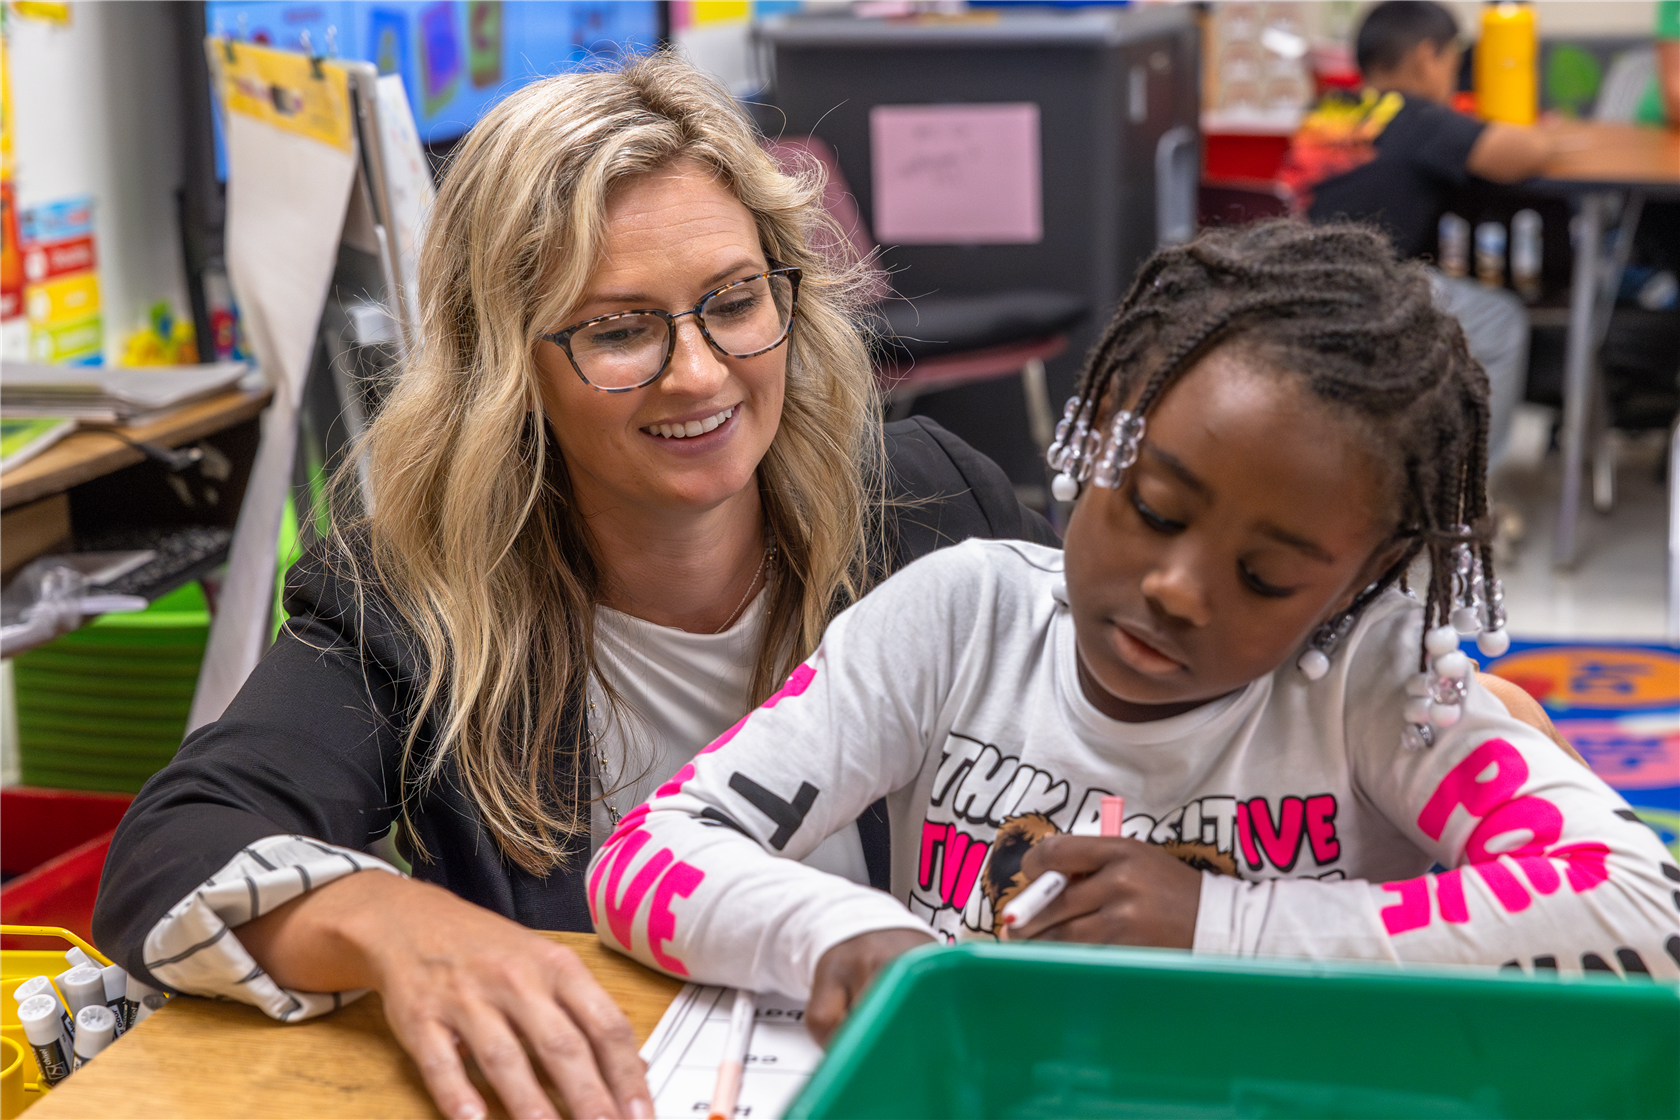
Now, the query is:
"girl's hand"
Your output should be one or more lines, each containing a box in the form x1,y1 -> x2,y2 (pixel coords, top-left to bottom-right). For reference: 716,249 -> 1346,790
807,928 -> 934,1045
239,870 -> 651,1120
1006,834 -> 1201,949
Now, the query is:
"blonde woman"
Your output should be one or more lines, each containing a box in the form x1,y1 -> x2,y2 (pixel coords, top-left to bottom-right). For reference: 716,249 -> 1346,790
94,53 -> 1053,1120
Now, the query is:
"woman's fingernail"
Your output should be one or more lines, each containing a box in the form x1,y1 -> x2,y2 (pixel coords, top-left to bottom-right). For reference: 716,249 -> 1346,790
626,1097 -> 653,1119
452,1106 -> 486,1120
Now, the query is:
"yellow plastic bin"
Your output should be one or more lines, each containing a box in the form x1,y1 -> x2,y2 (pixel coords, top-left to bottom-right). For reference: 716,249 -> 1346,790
0,925 -> 111,1116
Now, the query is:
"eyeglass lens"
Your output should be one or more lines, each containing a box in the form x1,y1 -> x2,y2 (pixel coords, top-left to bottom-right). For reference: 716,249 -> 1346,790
568,272 -> 795,390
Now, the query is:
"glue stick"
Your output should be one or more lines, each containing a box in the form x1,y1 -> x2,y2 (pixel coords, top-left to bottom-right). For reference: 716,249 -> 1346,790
17,995 -> 73,1086
63,947 -> 96,971
72,1005 -> 116,1070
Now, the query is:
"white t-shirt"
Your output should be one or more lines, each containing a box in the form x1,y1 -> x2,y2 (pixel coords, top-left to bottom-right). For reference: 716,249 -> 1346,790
588,540 -> 1680,999
588,591 -> 868,882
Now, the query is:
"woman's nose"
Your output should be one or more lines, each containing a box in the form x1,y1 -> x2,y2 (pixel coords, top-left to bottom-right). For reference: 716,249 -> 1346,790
1139,553 -> 1213,628
661,316 -> 730,396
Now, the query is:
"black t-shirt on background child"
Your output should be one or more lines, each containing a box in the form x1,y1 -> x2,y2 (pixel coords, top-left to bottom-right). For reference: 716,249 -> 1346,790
1281,90 -> 1487,260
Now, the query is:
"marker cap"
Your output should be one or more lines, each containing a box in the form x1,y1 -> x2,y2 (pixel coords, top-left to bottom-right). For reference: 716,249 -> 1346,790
60,966 -> 105,1015
11,976 -> 53,1005
125,972 -> 163,1003
17,995 -> 68,1047
74,1005 -> 116,1058
100,963 -> 127,1002
63,947 -> 96,970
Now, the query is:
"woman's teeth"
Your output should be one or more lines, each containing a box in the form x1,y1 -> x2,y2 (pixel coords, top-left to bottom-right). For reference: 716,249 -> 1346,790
646,406 -> 734,439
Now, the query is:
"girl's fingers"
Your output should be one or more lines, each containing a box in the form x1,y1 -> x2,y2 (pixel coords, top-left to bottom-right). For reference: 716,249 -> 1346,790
393,1017 -> 490,1120
454,1005 -> 560,1120
548,959 -> 652,1119
1008,872 -> 1108,941
1020,834 -> 1133,879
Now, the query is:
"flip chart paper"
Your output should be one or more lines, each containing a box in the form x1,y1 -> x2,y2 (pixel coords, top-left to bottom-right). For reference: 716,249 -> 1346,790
189,40 -> 358,733
870,102 -> 1042,245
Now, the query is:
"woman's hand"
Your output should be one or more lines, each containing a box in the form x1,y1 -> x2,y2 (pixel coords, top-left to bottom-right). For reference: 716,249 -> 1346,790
1005,834 -> 1200,949
238,870 -> 650,1120
807,928 -> 934,1046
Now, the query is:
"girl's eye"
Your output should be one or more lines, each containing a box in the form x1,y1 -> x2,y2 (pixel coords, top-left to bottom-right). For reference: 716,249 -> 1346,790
1240,563 -> 1295,599
1131,491 -> 1184,534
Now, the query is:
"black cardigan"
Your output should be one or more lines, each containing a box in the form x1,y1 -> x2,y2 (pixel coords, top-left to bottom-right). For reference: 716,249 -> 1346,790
94,418 -> 1058,983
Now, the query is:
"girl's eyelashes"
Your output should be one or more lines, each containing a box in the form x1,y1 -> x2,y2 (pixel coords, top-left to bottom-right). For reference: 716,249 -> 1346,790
1239,563 -> 1296,599
1130,490 -> 1185,534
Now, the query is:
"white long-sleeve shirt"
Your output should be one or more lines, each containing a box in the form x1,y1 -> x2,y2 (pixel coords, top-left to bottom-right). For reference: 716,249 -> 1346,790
588,540 -> 1680,998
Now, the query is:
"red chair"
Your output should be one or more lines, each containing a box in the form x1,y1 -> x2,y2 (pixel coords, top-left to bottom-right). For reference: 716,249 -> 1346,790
766,136 -> 1088,450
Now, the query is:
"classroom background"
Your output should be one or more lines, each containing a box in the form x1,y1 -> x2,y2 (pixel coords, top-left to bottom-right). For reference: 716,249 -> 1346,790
0,0 -> 1676,1115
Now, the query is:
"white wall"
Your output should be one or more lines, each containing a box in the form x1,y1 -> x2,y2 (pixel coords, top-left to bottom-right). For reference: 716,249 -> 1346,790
9,0 -> 189,362
1330,0 -> 1659,40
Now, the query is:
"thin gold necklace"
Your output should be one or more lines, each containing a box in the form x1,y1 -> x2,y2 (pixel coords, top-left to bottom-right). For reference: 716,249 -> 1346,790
713,541 -> 775,634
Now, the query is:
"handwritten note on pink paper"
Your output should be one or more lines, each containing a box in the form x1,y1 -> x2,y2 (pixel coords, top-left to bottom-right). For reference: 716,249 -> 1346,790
870,103 -> 1042,245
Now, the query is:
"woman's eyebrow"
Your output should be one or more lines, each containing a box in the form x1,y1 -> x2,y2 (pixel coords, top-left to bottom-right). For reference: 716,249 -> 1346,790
587,259 -> 764,307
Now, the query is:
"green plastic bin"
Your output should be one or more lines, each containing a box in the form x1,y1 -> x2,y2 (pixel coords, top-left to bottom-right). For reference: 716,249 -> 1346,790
788,943 -> 1680,1119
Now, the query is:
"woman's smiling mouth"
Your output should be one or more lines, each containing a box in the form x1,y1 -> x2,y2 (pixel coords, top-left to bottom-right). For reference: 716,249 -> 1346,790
642,405 -> 736,439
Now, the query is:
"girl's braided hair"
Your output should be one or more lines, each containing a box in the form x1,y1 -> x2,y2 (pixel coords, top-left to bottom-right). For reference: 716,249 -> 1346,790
1069,220 -> 1493,665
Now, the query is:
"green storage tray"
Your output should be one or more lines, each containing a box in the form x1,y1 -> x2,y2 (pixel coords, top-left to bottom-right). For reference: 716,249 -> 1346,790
789,943 -> 1680,1119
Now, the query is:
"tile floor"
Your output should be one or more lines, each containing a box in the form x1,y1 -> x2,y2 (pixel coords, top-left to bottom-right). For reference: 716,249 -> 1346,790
1491,405 -> 1671,644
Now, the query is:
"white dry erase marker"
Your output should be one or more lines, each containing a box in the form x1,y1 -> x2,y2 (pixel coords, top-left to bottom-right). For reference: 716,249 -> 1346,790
60,965 -> 106,1019
706,989 -> 757,1120
73,1004 -> 116,1070
14,975 -> 77,1040
132,984 -> 169,1025
17,994 -> 74,1086
64,946 -> 96,970
1000,870 -> 1069,929
99,964 -> 128,1037
122,971 -> 163,1029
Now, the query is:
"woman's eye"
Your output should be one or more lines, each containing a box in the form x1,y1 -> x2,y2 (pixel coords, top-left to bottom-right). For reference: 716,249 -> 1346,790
1130,491 -> 1184,534
583,324 -> 647,349
709,293 -> 759,320
1240,564 -> 1294,599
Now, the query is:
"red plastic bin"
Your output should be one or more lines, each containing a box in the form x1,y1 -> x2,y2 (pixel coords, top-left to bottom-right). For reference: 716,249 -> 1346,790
0,787 -> 133,948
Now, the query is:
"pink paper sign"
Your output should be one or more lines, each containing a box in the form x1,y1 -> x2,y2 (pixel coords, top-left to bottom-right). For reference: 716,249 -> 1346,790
870,103 -> 1042,245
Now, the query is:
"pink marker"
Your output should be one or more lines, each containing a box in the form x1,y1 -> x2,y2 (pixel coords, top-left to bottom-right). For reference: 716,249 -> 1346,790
1100,795 -> 1125,838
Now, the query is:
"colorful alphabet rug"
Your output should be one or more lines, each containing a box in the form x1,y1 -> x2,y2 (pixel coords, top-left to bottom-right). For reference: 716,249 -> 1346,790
1475,640 -> 1680,859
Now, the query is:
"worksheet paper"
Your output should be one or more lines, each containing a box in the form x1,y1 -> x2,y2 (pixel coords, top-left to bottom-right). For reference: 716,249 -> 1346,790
642,985 -> 823,1119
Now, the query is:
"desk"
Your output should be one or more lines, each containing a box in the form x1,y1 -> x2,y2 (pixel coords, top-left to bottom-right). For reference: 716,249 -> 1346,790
0,387 -> 273,579
24,932 -> 682,1119
1524,123 -> 1680,578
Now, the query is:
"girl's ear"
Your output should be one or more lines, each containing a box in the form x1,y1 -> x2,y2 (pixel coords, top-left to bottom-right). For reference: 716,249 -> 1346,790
1332,537 -> 1412,616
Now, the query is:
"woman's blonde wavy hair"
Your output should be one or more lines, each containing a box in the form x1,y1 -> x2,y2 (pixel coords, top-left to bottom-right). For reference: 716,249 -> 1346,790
332,52 -> 883,876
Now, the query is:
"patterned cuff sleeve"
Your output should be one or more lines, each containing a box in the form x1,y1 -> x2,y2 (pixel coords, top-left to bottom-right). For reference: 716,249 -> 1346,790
141,834 -> 402,1022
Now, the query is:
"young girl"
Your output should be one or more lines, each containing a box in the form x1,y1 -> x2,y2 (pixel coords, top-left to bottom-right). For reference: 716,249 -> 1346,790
587,222 -> 1679,1038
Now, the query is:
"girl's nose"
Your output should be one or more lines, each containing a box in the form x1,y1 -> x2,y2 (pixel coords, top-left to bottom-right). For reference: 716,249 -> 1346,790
1139,557 -> 1212,628
661,316 -> 730,397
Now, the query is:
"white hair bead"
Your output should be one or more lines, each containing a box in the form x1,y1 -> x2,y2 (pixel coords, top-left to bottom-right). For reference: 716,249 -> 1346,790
1405,672 -> 1432,697
1424,625 -> 1461,656
1401,724 -> 1433,751
1476,629 -> 1510,657
1050,472 -> 1079,503
1403,696 -> 1433,725
1450,606 -> 1481,635
1429,702 -> 1462,728
1433,650 -> 1473,680
1297,648 -> 1330,681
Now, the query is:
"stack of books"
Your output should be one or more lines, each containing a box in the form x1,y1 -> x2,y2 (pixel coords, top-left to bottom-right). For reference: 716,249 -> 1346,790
1,361 -> 248,426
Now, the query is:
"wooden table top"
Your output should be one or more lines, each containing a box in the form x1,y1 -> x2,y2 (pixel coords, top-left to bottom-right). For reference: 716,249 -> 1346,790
24,932 -> 684,1119
1533,120 -> 1680,191
0,386 -> 273,511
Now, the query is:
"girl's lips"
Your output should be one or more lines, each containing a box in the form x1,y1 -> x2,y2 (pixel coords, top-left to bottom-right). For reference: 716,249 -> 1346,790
1110,623 -> 1185,676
